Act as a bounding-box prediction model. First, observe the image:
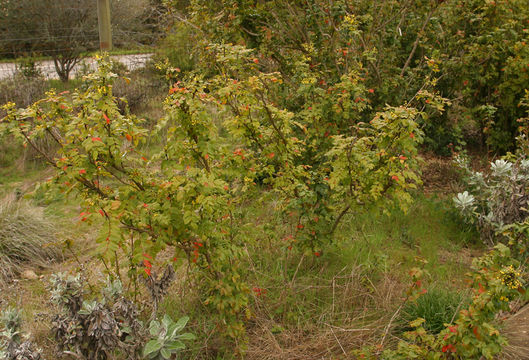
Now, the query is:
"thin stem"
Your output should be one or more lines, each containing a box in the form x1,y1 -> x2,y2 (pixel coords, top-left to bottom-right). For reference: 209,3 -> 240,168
329,203 -> 352,235
400,4 -> 437,77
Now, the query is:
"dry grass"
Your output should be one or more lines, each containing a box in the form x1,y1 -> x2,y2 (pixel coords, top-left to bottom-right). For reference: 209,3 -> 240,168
245,322 -> 383,360
0,228 -> 105,360
0,195 -> 63,284
243,268 -> 404,360
420,153 -> 462,194
0,74 -> 49,117
501,304 -> 529,360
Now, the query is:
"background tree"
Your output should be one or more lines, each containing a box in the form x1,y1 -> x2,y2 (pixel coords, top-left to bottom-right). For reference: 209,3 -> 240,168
0,0 -> 164,81
111,0 -> 169,49
0,0 -> 97,81
38,0 -> 97,82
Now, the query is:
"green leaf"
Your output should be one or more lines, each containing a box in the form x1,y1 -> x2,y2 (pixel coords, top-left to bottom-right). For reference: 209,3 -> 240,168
177,332 -> 196,341
149,320 -> 160,336
173,316 -> 189,332
143,340 -> 162,356
409,318 -> 426,328
160,348 -> 171,359
162,314 -> 172,329
494,243 -> 510,257
166,340 -> 186,351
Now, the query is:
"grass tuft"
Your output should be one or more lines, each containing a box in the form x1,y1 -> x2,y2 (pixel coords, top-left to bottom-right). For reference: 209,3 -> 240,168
0,195 -> 63,284
397,287 -> 469,334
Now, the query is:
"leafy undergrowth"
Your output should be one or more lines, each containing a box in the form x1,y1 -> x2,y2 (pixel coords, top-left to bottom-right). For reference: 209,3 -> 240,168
0,71 -> 484,356
0,67 -> 484,357
0,179 -> 481,359
152,194 -> 481,359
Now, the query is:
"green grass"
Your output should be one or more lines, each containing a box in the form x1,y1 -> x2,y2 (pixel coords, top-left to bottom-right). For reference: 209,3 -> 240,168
0,134 -> 55,198
255,193 -> 478,319
337,195 -> 480,281
397,286 -> 470,334
0,162 -> 48,199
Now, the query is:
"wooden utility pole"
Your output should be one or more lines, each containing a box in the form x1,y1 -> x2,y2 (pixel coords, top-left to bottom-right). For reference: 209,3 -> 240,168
97,0 -> 112,51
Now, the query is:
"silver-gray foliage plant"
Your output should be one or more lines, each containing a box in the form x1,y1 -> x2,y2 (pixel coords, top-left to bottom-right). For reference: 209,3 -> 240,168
0,308 -> 43,360
48,270 -> 190,360
453,153 -> 529,244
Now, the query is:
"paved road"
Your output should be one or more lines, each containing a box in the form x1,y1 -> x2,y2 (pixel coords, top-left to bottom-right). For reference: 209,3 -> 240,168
0,53 -> 153,81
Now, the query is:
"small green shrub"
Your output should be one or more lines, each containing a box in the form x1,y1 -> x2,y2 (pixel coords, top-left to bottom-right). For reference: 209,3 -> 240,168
0,72 -> 54,172
50,273 -> 141,360
453,93 -> 529,245
398,287 -> 468,335
15,59 -> 43,80
453,155 -> 529,244
0,196 -> 62,284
